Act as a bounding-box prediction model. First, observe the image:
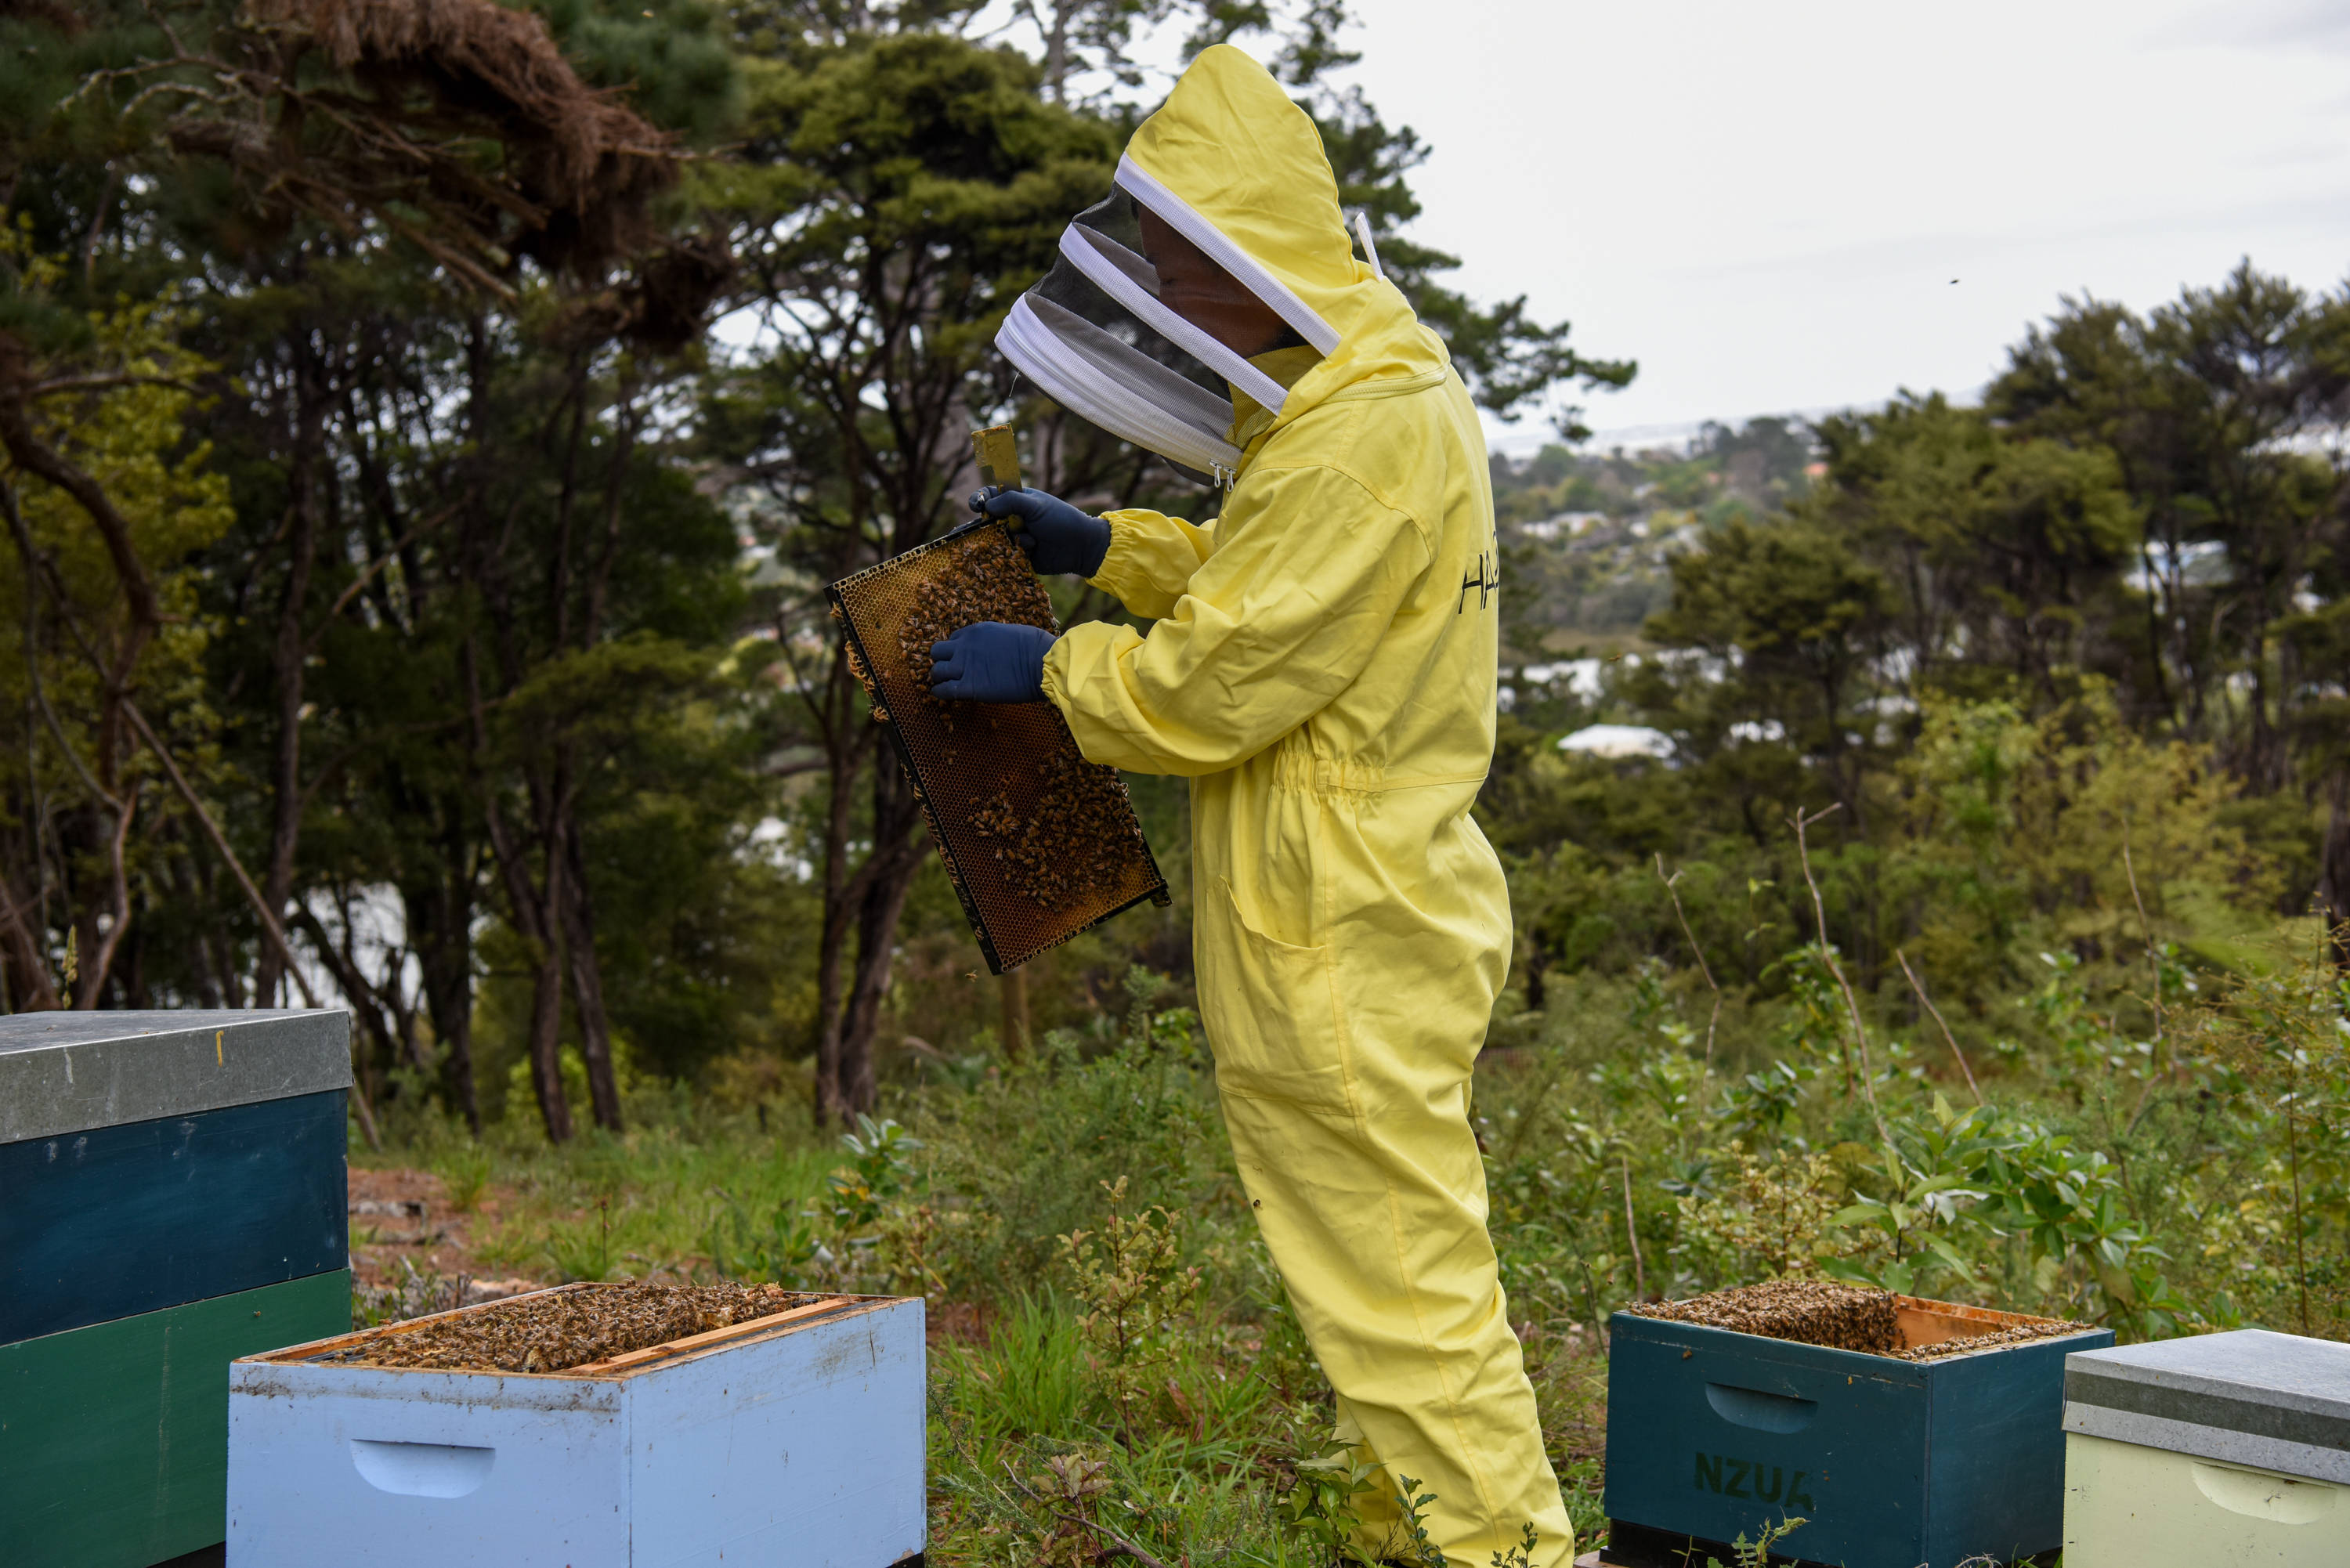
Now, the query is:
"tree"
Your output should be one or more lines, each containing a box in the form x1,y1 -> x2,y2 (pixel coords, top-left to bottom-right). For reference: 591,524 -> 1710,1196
1988,266 -> 2350,785
2,0 -> 748,1145
1805,393 -> 2138,708
705,27 -> 1119,1120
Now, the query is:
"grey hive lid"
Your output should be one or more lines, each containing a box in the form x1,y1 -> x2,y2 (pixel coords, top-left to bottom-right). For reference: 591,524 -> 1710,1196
2063,1328 -> 2350,1485
0,1010 -> 352,1144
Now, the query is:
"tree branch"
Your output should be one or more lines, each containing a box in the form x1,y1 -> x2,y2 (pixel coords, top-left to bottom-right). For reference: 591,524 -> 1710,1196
1791,804 -> 1896,1151
1896,948 -> 1982,1106
1655,852 -> 1723,1071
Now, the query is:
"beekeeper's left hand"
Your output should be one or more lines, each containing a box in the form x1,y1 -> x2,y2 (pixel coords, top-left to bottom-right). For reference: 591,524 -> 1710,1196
928,621 -> 1056,703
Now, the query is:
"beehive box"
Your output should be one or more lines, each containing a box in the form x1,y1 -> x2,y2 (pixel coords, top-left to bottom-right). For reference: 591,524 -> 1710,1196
0,1009 -> 352,1568
226,1284 -> 925,1566
1602,1289 -> 2110,1568
2061,1328 -> 2348,1568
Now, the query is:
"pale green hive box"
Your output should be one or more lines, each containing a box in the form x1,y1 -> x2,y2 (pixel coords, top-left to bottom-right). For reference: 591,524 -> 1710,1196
2061,1328 -> 2349,1567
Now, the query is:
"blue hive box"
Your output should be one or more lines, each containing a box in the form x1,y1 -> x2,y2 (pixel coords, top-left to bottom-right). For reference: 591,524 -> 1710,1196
0,1010 -> 352,1568
1602,1295 -> 2110,1568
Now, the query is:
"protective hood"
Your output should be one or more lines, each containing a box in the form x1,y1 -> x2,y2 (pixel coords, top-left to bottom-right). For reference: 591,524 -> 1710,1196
996,45 -> 1446,481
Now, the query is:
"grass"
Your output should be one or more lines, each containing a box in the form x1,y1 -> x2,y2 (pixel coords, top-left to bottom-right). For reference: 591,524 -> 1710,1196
356,1033 -> 1614,1563
359,1105 -> 841,1285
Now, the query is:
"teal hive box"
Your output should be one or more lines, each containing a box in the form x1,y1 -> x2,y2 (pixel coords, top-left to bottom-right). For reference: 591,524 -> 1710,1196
0,1010 -> 352,1568
1601,1295 -> 2110,1568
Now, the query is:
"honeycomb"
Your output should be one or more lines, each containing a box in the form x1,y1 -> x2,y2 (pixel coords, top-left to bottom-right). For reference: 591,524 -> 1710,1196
1893,1317 -> 2087,1361
828,519 -> 1168,971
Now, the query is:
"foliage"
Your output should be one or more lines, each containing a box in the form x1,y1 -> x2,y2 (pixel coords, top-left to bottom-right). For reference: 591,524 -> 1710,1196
1702,1514 -> 1809,1568
1061,1175 -> 1205,1440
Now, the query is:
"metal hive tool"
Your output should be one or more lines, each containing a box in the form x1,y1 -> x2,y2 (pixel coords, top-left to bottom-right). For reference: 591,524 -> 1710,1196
827,517 -> 1170,974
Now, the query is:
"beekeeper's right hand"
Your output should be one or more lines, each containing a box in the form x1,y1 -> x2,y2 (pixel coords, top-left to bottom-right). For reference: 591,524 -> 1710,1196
971,486 -> 1111,578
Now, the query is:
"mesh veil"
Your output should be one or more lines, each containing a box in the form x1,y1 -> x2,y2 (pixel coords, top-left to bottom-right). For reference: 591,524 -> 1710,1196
999,189 -> 1289,482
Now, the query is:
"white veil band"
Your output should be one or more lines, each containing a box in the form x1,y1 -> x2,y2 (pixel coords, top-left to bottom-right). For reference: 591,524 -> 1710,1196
997,294 -> 1244,479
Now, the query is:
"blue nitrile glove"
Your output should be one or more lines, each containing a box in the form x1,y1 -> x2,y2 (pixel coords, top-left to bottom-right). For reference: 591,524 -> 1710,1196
928,621 -> 1056,703
969,486 -> 1112,578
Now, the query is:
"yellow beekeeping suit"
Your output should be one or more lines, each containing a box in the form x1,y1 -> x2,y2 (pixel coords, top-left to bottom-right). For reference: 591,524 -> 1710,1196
1037,44 -> 1573,1568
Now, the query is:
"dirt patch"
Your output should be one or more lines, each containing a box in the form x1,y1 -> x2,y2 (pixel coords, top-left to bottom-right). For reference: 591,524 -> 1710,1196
347,1165 -> 547,1317
333,1281 -> 826,1373
926,1299 -> 996,1349
1629,1279 -> 1902,1354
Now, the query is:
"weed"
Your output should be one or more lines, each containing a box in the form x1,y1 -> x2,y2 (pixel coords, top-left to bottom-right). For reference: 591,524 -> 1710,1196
702,1186 -> 825,1286
1379,1476 -> 1448,1567
1027,1450 -> 1114,1567
1062,1176 -> 1204,1443
939,1293 -> 1086,1440
1275,1436 -> 1379,1563
1702,1513 -> 1807,1568
439,1145 -> 494,1212
352,1258 -> 471,1328
1491,1523 -> 1543,1568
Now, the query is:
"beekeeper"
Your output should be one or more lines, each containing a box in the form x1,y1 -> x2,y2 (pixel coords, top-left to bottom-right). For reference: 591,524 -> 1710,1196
926,45 -> 1570,1566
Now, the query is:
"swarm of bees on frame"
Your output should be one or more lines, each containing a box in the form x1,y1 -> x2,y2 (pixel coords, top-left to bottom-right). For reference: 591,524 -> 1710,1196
1629,1278 -> 1904,1355
337,1281 -> 821,1375
894,528 -> 1057,717
1893,1317 -> 2085,1361
1630,1277 -> 2084,1360
967,750 -> 1148,909
827,522 -> 1162,948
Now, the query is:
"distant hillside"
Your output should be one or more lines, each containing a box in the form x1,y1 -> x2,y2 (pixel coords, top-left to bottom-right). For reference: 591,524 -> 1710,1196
1491,417 -> 1818,656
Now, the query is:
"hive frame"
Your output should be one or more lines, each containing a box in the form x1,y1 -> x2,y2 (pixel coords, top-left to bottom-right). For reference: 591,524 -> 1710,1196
827,517 -> 1170,974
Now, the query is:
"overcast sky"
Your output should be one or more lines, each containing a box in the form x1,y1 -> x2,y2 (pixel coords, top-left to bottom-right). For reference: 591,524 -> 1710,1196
1324,0 -> 2350,450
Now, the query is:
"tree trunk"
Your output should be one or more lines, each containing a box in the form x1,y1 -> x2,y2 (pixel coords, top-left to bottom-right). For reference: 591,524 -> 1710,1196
561,828 -> 623,1132
1043,4 -> 1072,101
192,847 -> 241,1007
524,921 -> 573,1144
831,757 -> 927,1116
295,905 -> 403,1087
256,370 -> 325,1006
837,851 -> 920,1116
414,817 -> 482,1133
517,817 -> 574,1144
996,969 -> 1029,1059
0,874 -> 59,1010
2319,767 -> 2350,974
809,656 -> 868,1125
469,638 -> 575,1143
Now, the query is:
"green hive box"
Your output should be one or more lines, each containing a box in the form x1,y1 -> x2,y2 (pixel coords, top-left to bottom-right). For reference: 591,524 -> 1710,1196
0,1010 -> 352,1568
1602,1296 -> 2111,1568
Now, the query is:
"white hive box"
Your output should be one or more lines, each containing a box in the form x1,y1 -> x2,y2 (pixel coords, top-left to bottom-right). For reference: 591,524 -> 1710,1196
2061,1328 -> 2348,1568
226,1286 -> 924,1567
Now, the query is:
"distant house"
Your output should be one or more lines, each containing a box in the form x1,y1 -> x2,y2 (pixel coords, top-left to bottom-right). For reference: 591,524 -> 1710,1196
1518,511 -> 1608,542
1558,724 -> 1674,761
